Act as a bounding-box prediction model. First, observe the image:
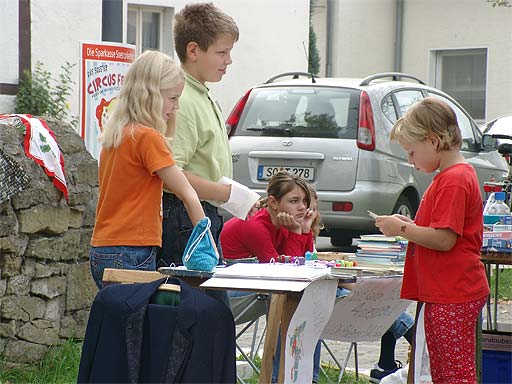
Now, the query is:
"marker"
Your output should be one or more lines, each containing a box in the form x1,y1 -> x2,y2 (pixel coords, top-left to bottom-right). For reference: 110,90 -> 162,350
368,210 -> 378,219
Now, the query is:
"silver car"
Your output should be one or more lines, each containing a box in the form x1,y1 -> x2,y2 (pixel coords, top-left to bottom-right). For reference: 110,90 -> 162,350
225,72 -> 509,246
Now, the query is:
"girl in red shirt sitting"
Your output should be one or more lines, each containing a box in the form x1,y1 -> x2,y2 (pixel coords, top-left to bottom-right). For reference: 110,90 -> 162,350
375,97 -> 489,383
221,171 -> 316,263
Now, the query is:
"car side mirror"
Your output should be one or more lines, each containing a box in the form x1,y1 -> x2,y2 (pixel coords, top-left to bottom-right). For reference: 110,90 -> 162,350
481,134 -> 498,151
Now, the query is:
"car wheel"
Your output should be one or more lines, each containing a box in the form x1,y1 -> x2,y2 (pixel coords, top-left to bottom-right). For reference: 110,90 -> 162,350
392,195 -> 414,218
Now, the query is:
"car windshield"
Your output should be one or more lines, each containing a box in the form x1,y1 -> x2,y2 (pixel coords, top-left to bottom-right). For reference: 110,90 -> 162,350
236,87 -> 360,139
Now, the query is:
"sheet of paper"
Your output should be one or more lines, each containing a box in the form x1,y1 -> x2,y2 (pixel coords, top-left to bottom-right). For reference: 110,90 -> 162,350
321,276 -> 411,342
414,304 -> 433,384
213,262 -> 331,282
218,176 -> 261,219
200,277 -> 310,292
283,279 -> 338,384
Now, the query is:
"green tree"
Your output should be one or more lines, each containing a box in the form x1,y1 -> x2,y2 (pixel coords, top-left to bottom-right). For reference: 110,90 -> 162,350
308,0 -> 320,75
308,24 -> 320,75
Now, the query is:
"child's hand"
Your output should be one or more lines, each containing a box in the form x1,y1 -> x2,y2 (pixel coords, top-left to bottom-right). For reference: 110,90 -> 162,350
300,208 -> 317,234
392,214 -> 414,223
375,215 -> 407,237
276,212 -> 301,233
245,200 -> 261,219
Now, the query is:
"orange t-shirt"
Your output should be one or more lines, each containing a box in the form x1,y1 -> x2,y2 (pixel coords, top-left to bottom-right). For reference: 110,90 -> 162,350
91,124 -> 175,247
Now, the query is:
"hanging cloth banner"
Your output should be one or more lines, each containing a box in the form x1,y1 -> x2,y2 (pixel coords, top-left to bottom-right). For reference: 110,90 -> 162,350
0,114 -> 69,202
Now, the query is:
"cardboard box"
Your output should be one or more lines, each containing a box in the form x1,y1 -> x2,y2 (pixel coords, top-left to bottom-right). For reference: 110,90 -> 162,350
482,331 -> 512,384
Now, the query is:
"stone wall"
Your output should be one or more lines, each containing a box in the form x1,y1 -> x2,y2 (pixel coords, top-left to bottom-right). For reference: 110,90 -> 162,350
0,118 -> 98,367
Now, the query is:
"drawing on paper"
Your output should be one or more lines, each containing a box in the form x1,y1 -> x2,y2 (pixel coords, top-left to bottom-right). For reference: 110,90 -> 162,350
289,321 -> 306,382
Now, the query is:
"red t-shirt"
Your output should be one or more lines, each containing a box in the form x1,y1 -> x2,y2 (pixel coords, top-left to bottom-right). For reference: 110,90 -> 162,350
401,163 -> 489,304
220,208 -> 314,263
91,124 -> 175,247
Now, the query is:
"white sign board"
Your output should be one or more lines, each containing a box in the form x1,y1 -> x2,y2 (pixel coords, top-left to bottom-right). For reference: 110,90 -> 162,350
321,276 -> 411,342
79,41 -> 135,159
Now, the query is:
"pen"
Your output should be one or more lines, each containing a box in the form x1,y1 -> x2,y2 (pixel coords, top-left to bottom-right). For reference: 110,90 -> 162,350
367,210 -> 378,219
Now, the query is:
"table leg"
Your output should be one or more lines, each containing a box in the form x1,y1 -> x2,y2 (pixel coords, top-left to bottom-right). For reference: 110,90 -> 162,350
493,265 -> 499,331
259,294 -> 286,384
485,263 -> 492,331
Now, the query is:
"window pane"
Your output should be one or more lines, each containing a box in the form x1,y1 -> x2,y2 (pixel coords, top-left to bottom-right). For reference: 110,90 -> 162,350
428,92 -> 476,151
438,49 -> 487,120
381,94 -> 397,123
142,12 -> 160,52
237,87 -> 360,139
127,10 -> 137,46
394,90 -> 424,116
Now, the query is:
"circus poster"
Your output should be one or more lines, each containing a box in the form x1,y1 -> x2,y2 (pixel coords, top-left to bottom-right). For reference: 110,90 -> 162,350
79,41 -> 135,159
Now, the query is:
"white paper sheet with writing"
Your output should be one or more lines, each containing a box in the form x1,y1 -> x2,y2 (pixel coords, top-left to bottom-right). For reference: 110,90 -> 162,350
321,276 -> 411,342
284,279 -> 338,384
218,176 -> 261,219
212,263 -> 332,282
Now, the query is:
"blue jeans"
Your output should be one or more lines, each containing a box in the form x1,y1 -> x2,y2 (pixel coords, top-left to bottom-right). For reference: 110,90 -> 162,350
387,311 -> 414,339
158,192 -> 229,308
157,192 -> 224,267
89,245 -> 156,290
272,334 -> 321,383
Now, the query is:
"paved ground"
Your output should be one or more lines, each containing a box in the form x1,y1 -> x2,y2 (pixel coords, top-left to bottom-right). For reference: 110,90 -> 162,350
236,298 -> 512,381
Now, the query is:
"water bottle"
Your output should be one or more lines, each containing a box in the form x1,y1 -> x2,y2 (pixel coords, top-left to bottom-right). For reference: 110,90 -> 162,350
483,192 -> 496,215
487,191 -> 510,215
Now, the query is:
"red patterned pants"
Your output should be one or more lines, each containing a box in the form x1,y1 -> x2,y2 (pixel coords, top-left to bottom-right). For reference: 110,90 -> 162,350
424,296 -> 487,384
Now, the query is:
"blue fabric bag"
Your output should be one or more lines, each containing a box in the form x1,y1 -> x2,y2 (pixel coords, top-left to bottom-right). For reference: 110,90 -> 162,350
182,217 -> 219,272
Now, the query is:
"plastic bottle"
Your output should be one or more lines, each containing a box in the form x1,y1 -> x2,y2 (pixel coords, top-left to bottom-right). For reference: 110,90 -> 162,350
487,192 -> 511,215
483,192 -> 496,215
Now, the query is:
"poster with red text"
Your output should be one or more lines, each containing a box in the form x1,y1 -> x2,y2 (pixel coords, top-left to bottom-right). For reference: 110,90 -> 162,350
79,41 -> 135,159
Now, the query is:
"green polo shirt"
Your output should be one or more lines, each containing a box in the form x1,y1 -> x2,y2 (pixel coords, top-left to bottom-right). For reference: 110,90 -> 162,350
172,74 -> 233,188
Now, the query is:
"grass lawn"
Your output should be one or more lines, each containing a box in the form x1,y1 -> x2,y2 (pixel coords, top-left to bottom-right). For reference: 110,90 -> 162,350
489,267 -> 512,301
1,269 -> 510,383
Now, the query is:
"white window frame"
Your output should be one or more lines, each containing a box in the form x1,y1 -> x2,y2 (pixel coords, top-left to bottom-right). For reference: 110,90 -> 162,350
125,2 -> 174,57
429,48 -> 488,123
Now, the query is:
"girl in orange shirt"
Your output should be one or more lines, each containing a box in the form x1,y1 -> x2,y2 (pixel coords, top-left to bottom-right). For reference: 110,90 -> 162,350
89,50 -> 205,289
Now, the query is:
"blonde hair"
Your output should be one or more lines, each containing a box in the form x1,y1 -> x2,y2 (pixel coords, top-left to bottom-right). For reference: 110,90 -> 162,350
174,3 -> 239,63
390,97 -> 462,150
100,50 -> 185,149
259,171 -> 311,209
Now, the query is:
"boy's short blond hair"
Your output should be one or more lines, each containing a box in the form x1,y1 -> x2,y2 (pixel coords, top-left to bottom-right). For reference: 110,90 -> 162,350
174,3 -> 239,63
390,97 -> 462,150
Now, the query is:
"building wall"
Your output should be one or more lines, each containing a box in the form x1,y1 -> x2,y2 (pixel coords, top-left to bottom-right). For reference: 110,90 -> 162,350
313,0 -> 512,121
0,0 -> 309,130
191,0 -> 310,115
330,0 -> 396,77
400,0 -> 512,121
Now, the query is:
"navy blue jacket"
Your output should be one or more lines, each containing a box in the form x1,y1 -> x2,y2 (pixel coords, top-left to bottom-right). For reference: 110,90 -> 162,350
77,278 -> 236,383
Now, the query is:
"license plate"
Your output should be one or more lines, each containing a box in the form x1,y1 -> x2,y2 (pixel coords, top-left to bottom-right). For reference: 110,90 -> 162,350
257,165 -> 315,181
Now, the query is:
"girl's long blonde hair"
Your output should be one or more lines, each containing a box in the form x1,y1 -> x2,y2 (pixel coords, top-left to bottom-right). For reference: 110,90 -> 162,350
99,50 -> 185,149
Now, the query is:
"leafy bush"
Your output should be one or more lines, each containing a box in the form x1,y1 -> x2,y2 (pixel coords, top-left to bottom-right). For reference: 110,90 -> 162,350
15,61 -> 77,126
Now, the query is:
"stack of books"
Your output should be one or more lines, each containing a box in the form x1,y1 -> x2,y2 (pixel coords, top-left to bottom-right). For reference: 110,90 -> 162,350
482,230 -> 512,253
353,234 -> 408,265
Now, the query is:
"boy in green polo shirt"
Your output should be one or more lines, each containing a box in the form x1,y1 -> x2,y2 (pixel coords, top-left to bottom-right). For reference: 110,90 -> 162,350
157,3 -> 239,268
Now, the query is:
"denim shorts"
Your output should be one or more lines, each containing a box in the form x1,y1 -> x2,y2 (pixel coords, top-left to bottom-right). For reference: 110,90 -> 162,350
89,246 -> 156,290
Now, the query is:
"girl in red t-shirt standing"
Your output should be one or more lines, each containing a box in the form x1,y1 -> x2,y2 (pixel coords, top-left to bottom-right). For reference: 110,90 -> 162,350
375,97 -> 489,383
